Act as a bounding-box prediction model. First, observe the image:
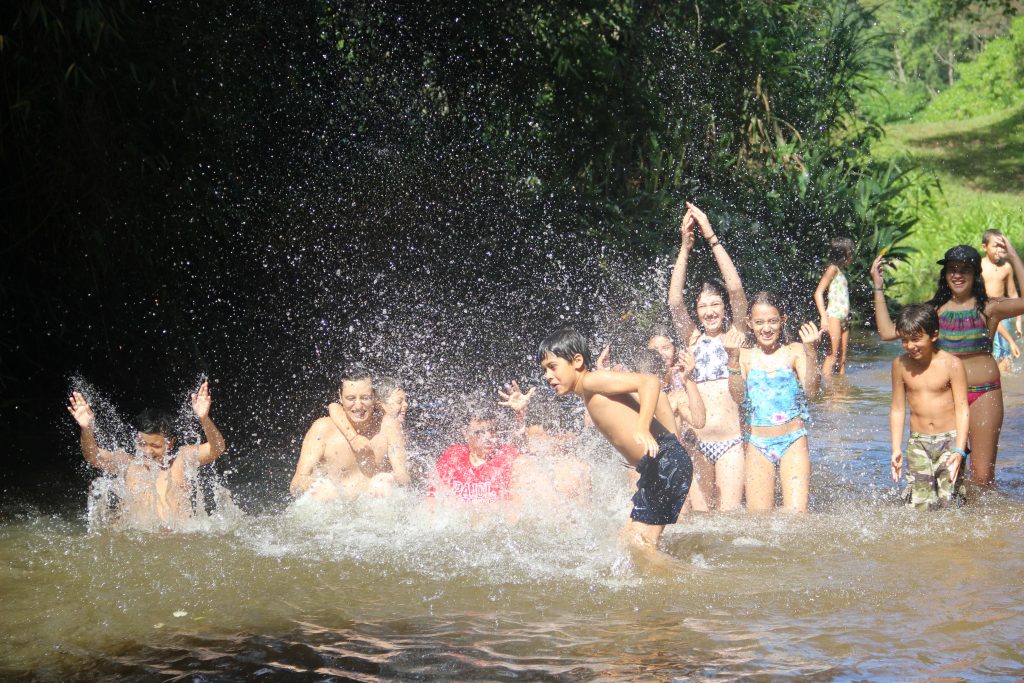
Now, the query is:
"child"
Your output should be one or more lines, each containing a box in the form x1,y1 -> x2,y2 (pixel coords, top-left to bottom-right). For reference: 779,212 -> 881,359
889,304 -> 969,509
728,292 -> 820,512
538,328 -> 692,556
66,381 -> 227,528
430,403 -> 519,504
814,237 -> 854,376
668,202 -> 748,511
980,229 -> 1022,372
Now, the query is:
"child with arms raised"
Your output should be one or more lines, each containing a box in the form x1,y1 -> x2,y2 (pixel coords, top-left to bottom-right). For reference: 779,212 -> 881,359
728,292 -> 820,512
538,328 -> 693,557
889,304 -> 969,509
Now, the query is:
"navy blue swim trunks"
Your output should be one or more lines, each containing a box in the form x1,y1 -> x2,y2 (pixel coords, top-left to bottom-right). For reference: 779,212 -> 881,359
630,433 -> 693,525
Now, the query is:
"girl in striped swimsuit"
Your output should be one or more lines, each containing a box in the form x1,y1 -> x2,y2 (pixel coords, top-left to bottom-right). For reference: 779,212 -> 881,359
871,241 -> 1024,485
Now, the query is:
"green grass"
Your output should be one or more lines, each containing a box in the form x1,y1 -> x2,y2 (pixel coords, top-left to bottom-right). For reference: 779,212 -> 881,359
873,105 -> 1024,302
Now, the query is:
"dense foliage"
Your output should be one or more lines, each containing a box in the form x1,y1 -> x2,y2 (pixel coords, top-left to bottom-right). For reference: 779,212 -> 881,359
2,0 -> 926,478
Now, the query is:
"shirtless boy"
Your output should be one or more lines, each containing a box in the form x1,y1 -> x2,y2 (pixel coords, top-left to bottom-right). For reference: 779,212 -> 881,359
67,381 -> 227,527
290,365 -> 409,501
538,328 -> 693,555
890,305 -> 969,509
981,230 -> 1021,371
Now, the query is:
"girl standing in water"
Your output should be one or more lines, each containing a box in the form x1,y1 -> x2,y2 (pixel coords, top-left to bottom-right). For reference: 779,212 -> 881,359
668,202 -> 748,510
871,241 -> 1024,485
814,237 -> 854,376
728,292 -> 821,512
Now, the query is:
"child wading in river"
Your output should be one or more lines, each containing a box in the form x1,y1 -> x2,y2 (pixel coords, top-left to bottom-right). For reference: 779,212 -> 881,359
889,304 -> 969,509
728,292 -> 820,512
814,237 -> 854,377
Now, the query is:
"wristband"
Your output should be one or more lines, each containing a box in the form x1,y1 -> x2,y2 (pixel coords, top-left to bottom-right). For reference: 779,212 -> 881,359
709,240 -> 720,248
727,367 -> 741,375
950,448 -> 967,458
873,287 -> 884,292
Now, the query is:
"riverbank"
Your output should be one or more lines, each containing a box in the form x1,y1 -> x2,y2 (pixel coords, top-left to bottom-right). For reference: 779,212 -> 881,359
874,105 -> 1024,302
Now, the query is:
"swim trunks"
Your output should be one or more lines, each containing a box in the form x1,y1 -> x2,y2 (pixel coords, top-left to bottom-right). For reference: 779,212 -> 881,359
992,319 -> 1014,360
630,433 -> 693,525
903,430 -> 966,510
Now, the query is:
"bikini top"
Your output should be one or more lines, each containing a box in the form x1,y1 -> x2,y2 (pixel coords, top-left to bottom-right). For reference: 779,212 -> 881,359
937,307 -> 992,356
743,348 -> 808,427
691,334 -> 730,383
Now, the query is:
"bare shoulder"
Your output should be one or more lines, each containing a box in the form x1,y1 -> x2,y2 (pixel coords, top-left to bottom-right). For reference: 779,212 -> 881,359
786,342 -> 807,361
307,416 -> 335,437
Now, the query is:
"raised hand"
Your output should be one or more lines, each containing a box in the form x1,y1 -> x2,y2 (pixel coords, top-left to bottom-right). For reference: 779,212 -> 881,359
799,322 -> 821,346
674,347 -> 696,378
497,380 -> 536,413
870,254 -> 886,289
595,345 -> 612,371
998,234 -> 1019,260
686,202 -> 714,240
679,209 -> 696,252
722,327 -> 746,350
191,381 -> 212,420
67,391 -> 95,429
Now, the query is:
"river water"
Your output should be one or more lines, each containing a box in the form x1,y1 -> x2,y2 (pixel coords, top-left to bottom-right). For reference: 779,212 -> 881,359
2,333 -> 1023,681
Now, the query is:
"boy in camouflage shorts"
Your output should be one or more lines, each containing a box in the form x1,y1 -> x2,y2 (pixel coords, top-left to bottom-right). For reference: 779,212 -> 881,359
889,305 -> 969,510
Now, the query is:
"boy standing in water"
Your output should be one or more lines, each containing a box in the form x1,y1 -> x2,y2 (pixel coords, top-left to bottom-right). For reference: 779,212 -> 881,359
538,328 -> 692,556
980,230 -> 1021,372
889,305 -> 969,509
67,381 -> 227,526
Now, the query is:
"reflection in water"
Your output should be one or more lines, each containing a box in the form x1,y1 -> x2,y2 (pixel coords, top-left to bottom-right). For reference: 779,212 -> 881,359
2,334 -> 1024,680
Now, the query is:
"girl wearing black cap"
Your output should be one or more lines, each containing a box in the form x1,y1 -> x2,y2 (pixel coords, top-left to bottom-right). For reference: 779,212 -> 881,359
870,241 -> 1024,486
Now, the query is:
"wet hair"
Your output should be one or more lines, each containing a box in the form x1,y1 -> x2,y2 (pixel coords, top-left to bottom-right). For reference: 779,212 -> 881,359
746,291 -> 792,345
895,303 -> 939,338
134,409 -> 175,438
374,376 -> 403,402
623,348 -> 667,376
338,363 -> 374,392
685,279 -> 733,334
982,229 -> 1003,245
537,328 -> 592,369
928,261 -> 988,315
828,237 -> 855,266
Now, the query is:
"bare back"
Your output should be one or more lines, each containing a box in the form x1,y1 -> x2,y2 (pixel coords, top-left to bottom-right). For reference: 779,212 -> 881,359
581,390 -> 678,467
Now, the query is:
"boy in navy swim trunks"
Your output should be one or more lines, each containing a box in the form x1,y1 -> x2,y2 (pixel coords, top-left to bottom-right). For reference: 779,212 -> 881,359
538,328 -> 693,555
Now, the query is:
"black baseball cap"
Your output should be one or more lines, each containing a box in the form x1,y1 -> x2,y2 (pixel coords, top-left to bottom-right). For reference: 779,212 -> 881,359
937,245 -> 981,266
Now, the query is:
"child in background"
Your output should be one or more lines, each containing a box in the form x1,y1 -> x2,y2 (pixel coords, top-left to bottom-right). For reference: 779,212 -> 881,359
814,237 -> 854,377
980,229 -> 1022,373
889,304 -> 969,509
728,292 -> 820,512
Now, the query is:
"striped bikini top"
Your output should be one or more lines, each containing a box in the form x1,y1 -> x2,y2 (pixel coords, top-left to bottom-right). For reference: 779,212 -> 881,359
937,307 -> 991,356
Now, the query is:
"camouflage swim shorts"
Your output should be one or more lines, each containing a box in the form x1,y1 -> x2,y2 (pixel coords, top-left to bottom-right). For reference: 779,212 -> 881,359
903,430 -> 966,510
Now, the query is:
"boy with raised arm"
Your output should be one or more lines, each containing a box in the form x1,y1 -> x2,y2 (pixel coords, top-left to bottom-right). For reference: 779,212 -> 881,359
538,328 -> 693,555
980,229 -> 1021,371
890,305 -> 969,510
66,381 -> 227,527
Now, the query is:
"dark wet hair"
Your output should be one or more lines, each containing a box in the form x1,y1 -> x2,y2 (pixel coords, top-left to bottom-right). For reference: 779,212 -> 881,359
623,348 -> 667,376
895,303 -> 939,338
746,291 -> 792,345
828,237 -> 854,266
685,278 -> 733,334
134,409 -> 175,438
982,229 -> 1003,245
537,328 -> 592,369
928,260 -> 988,315
338,364 -> 374,392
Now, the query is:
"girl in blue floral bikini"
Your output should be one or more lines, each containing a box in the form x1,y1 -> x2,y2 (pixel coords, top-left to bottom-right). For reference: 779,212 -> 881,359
728,292 -> 821,512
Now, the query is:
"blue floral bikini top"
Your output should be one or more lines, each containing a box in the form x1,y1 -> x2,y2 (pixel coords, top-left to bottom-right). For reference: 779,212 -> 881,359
743,348 -> 808,427
691,334 -> 730,383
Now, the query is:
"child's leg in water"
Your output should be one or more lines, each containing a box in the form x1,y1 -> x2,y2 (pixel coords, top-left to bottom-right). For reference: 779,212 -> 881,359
838,325 -> 850,375
822,316 -> 843,376
744,442 -> 776,511
744,434 -> 810,511
779,437 -> 810,512
682,450 -> 716,513
967,388 -> 1003,485
715,444 -> 745,511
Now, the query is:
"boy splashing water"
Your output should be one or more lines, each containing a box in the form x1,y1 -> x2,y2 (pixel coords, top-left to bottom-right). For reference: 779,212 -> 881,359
538,328 -> 693,559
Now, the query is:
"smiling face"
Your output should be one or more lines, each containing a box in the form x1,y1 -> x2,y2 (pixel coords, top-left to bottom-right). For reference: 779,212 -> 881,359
647,335 -> 676,367
136,431 -> 173,464
339,378 -> 375,425
382,388 -> 408,423
944,261 -> 976,298
539,352 -> 585,396
900,329 -> 938,361
696,289 -> 727,335
748,302 -> 785,349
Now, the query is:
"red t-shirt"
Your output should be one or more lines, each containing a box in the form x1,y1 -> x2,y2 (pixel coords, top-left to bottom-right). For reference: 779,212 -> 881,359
432,444 -> 518,502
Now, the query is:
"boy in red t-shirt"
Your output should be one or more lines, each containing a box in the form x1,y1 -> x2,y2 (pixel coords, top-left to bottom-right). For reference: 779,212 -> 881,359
431,407 -> 518,503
